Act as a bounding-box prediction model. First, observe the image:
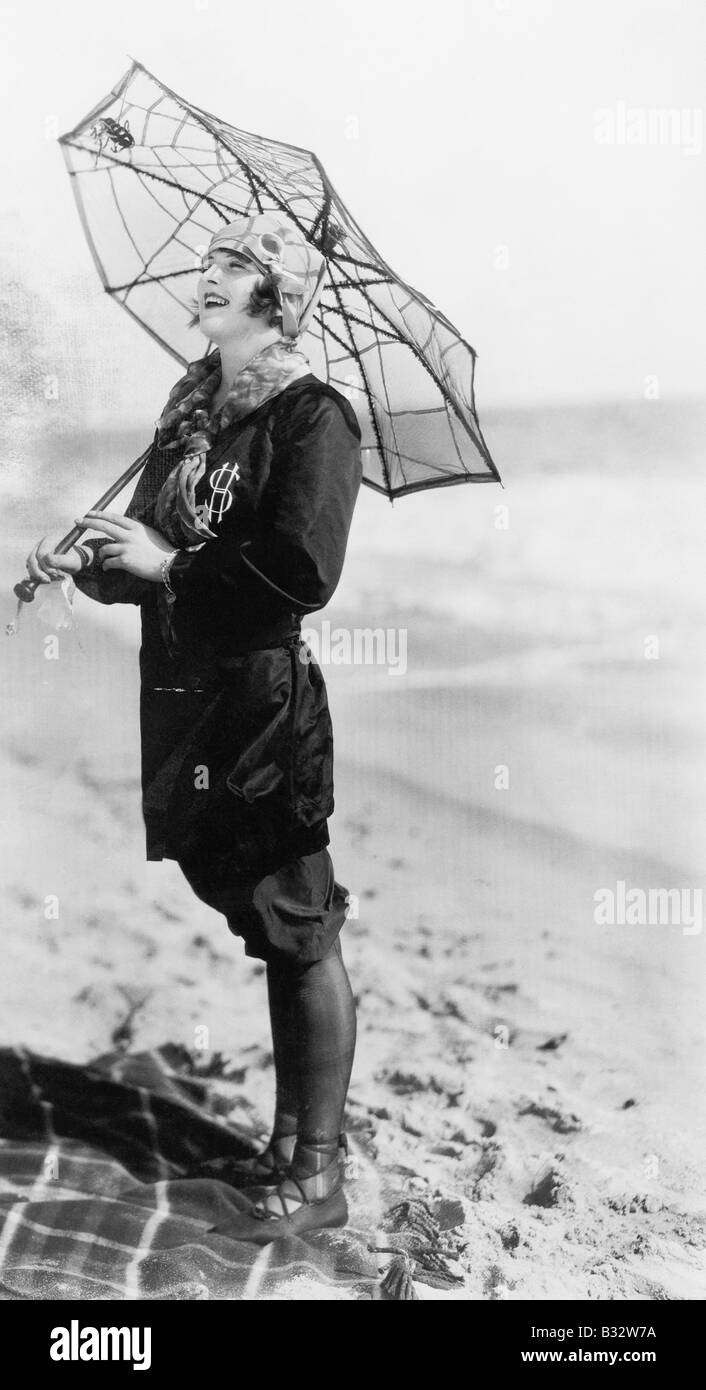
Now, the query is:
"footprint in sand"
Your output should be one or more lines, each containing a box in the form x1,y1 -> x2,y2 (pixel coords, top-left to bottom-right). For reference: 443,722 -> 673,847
499,1221 -> 521,1251
518,1100 -> 582,1134
536,1032 -> 569,1052
608,1193 -> 662,1215
523,1159 -> 570,1209
152,901 -> 183,923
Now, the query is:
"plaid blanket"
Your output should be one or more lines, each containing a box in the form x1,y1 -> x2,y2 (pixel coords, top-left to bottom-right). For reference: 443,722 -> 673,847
0,1046 -> 378,1301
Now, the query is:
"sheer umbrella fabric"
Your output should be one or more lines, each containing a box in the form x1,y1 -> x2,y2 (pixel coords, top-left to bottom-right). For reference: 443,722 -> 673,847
60,59 -> 501,500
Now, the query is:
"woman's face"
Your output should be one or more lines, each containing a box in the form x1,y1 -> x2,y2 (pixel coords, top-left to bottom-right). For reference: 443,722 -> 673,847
197,247 -> 262,341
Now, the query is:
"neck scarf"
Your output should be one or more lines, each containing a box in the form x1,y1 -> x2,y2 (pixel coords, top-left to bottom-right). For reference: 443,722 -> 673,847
153,339 -> 310,546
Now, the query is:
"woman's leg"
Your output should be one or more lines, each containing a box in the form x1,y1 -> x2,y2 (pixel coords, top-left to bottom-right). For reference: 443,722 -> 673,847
265,935 -> 357,1200
265,964 -> 300,1166
180,847 -> 356,1216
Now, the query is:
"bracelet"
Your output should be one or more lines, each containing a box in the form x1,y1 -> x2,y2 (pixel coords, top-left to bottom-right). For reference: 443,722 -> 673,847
74,543 -> 94,571
160,550 -> 180,602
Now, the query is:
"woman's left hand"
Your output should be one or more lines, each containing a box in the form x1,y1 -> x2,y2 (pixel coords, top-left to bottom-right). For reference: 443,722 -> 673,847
76,511 -> 176,582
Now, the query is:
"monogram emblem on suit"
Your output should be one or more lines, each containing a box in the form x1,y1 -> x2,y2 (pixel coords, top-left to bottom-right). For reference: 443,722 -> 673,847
198,459 -> 241,527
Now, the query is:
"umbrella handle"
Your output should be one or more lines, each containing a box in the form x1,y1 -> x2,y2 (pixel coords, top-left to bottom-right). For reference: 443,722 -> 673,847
12,441 -> 156,605
14,523 -> 86,603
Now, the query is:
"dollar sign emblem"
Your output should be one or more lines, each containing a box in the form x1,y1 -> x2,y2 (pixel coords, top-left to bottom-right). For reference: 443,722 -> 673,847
206,460 -> 240,524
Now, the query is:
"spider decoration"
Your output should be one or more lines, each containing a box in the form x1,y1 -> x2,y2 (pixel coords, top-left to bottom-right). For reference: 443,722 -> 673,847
90,117 -> 135,164
319,220 -> 345,260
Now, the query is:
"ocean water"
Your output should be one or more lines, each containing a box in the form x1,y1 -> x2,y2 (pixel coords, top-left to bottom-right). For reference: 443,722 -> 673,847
331,402 -> 706,877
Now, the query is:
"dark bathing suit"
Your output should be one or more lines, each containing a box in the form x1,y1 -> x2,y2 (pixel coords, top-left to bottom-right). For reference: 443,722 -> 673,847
74,373 -> 362,962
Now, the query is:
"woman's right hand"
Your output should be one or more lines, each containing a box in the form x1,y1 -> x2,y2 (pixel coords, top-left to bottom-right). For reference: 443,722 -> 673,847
25,537 -> 84,584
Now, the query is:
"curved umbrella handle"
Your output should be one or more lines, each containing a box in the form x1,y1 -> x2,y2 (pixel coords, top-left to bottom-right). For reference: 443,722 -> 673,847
13,523 -> 86,603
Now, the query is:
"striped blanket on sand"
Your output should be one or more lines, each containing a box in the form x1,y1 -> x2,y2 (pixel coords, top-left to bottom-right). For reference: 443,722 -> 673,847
0,1046 -> 379,1301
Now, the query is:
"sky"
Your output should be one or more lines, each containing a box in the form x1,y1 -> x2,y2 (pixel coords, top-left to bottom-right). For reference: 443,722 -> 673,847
1,0 -> 704,415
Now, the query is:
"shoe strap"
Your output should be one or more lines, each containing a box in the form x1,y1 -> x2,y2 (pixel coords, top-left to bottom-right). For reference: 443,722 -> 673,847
251,1158 -> 341,1220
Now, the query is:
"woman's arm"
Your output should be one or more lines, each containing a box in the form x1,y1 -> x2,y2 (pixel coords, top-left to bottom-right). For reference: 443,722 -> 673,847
71,432 -> 169,606
166,387 -> 362,615
26,435 -> 161,606
70,538 -> 153,606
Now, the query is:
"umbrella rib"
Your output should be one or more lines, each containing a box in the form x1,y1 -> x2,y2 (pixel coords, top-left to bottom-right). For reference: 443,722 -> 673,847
309,313 -> 356,361
354,269 -> 406,487
61,61 -> 500,491
111,190 -> 200,293
128,57 -> 337,166
308,186 -> 331,252
331,258 -> 494,468
59,60 -> 135,142
126,76 -> 311,234
121,65 -> 492,365
328,266 -> 482,485
330,254 -> 396,276
101,147 -> 208,305
110,296 -> 188,366
305,152 -> 499,484
109,267 -> 198,292
214,145 -> 312,235
136,149 -> 228,242
148,140 -> 236,225
379,448 -> 467,476
106,165 -> 145,267
444,401 -> 473,474
120,161 -> 209,249
325,272 -> 391,498
318,303 -> 398,342
382,405 -> 445,416
310,145 -> 486,361
311,305 -> 387,467
114,269 -> 194,325
62,139 -> 236,218
145,144 -> 235,253
377,470 -> 498,499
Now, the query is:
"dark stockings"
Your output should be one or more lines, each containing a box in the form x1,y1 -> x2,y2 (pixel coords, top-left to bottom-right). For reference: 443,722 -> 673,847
265,936 -> 356,1193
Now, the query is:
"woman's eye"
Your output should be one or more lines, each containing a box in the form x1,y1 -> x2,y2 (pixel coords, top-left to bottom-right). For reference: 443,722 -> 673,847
200,253 -> 248,272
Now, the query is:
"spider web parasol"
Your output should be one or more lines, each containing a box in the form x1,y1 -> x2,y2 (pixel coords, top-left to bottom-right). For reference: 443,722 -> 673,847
59,58 -> 501,500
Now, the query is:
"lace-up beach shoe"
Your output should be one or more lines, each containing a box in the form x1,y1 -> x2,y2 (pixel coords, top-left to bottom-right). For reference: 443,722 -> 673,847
210,1138 -> 349,1244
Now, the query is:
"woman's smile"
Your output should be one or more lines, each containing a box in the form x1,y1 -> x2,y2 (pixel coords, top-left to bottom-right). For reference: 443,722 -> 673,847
202,291 -> 230,310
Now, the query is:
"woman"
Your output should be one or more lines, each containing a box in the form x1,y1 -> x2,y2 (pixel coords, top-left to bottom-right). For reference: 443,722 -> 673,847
26,212 -> 362,1243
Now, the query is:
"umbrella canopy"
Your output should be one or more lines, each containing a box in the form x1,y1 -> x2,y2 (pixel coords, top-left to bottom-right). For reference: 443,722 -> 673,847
59,59 -> 500,500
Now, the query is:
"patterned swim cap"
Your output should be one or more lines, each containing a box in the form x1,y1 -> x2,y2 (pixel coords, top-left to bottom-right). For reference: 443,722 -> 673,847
207,212 -> 327,339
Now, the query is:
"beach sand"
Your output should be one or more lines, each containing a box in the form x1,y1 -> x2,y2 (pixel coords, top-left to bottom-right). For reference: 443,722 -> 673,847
2,401 -> 705,1299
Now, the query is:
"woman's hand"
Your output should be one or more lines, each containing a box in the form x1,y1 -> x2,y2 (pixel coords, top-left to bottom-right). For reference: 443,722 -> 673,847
26,537 -> 83,584
76,511 -> 176,582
